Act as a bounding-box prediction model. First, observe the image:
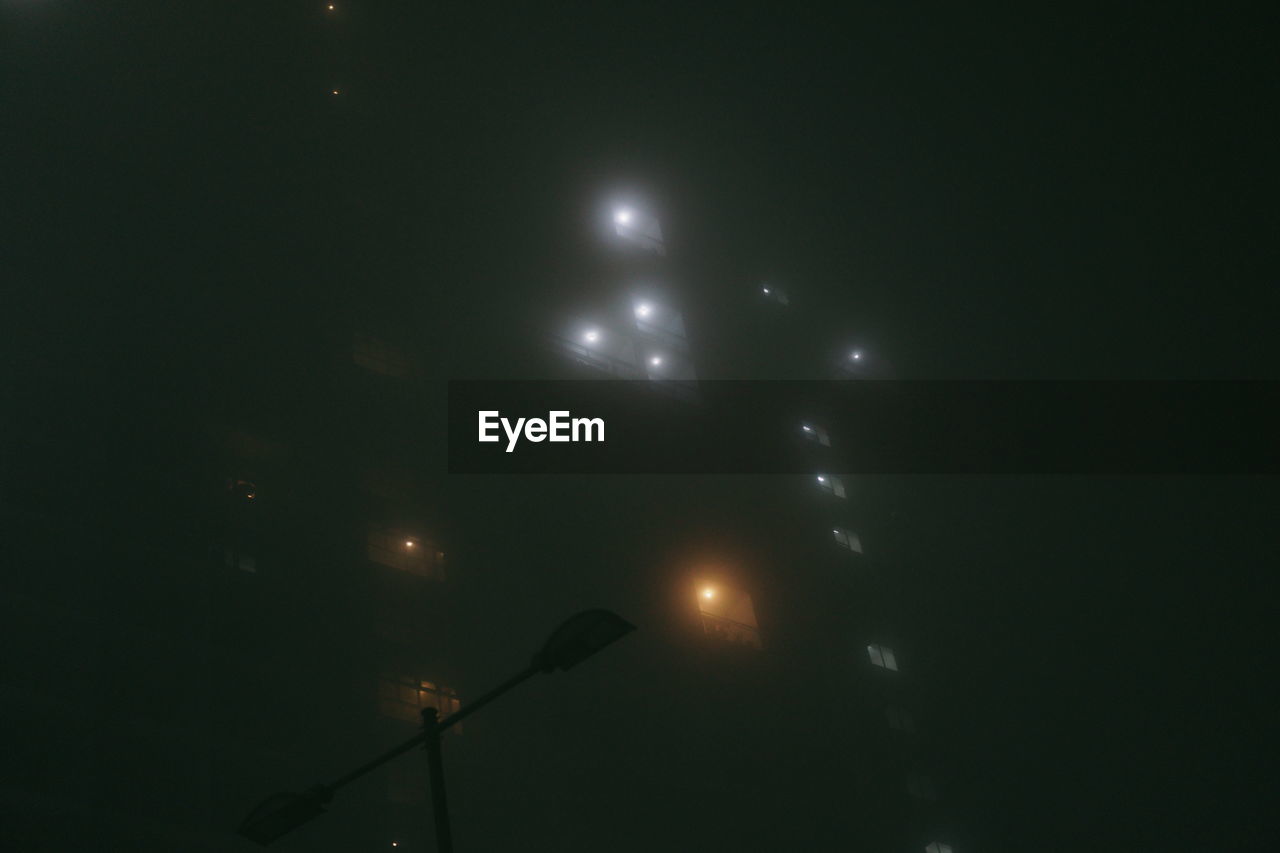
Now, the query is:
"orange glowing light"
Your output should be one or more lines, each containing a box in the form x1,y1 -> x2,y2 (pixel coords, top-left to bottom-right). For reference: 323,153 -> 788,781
702,588 -> 715,599
404,540 -> 415,548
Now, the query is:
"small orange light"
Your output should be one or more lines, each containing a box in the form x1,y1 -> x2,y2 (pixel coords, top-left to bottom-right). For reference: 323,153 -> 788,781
331,89 -> 340,95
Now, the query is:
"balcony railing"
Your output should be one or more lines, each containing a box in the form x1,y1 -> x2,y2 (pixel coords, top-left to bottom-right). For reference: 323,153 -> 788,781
700,612 -> 762,649
547,334 -> 645,379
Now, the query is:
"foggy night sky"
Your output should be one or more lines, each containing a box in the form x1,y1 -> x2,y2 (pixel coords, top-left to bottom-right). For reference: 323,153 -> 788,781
3,2 -> 1275,850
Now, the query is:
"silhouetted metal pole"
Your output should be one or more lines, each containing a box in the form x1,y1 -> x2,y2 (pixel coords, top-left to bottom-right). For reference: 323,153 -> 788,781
421,708 -> 453,853
238,610 -> 634,846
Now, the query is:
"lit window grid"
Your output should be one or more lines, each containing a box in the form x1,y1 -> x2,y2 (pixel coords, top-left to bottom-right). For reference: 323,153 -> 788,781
832,528 -> 862,553
867,643 -> 898,671
802,424 -> 831,446
816,474 -> 847,498
377,675 -> 462,730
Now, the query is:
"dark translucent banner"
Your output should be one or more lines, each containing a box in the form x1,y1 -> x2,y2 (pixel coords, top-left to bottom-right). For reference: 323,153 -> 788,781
447,381 -> 1279,474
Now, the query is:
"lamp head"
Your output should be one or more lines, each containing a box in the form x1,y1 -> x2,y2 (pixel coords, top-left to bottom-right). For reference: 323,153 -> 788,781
532,609 -> 636,673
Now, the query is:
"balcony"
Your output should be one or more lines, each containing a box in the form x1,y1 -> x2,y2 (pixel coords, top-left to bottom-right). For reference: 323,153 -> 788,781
699,612 -> 762,649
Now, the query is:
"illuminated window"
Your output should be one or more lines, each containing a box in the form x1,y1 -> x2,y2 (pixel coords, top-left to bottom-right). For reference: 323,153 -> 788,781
885,705 -> 915,732
925,844 -> 954,853
801,423 -> 830,446
353,332 -> 416,377
697,584 -> 762,649
613,207 -> 666,256
907,773 -> 937,801
760,283 -> 789,306
815,473 -> 846,498
377,674 -> 462,729
832,528 -> 862,553
555,322 -> 644,378
367,527 -> 445,580
867,643 -> 898,671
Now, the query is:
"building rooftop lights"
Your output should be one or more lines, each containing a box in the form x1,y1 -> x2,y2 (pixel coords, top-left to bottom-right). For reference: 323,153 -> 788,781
635,302 -> 651,318
614,209 -> 632,225
583,329 -> 600,344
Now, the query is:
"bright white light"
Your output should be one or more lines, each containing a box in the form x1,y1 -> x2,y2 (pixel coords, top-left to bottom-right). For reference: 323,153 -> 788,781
817,475 -> 826,483
584,329 -> 600,344
762,287 -> 770,294
802,425 -> 812,432
635,303 -> 651,317
650,356 -> 662,366
331,89 -> 340,95
615,209 -> 632,225
404,540 -> 415,548
702,588 -> 715,599
850,350 -> 862,360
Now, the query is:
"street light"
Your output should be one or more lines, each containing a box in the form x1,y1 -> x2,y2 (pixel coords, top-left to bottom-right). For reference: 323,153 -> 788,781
238,609 -> 636,848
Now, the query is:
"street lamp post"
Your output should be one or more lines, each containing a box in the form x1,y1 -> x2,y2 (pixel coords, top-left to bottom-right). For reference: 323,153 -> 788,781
238,609 -> 636,848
